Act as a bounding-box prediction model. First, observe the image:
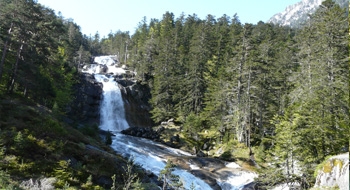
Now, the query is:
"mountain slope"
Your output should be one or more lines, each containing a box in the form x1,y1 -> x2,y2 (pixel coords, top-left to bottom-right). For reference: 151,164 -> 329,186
0,94 -> 130,189
268,0 -> 348,27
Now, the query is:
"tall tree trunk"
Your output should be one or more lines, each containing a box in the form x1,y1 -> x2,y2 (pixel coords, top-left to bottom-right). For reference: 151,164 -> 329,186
0,22 -> 13,82
8,42 -> 23,93
244,65 -> 252,143
236,34 -> 247,142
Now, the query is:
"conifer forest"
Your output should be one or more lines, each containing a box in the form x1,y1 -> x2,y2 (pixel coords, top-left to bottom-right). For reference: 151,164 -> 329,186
0,0 -> 348,189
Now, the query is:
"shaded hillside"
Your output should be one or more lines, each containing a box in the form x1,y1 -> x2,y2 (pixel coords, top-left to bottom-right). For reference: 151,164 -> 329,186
0,92 -> 140,189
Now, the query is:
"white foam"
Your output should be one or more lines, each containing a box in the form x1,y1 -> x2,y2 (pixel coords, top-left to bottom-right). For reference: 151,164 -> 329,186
226,162 -> 241,169
189,164 -> 200,170
94,56 -> 116,66
95,74 -> 129,132
217,171 -> 257,190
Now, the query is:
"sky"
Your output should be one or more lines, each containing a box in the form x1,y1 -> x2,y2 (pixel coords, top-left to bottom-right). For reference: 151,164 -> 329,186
37,0 -> 301,38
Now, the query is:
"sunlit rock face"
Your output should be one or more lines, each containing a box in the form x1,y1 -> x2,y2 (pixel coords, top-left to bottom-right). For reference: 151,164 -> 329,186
118,80 -> 153,128
268,0 -> 348,28
314,153 -> 349,190
80,55 -> 153,128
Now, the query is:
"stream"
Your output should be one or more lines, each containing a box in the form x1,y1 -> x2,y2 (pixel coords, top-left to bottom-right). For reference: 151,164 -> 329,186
82,55 -> 257,190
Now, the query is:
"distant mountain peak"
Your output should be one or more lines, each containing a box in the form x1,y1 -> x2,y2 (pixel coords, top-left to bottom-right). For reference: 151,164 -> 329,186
268,0 -> 347,27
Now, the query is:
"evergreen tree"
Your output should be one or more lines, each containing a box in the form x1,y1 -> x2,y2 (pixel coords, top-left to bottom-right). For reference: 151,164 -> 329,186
182,21 -> 208,115
267,0 -> 349,185
150,12 -> 178,123
158,160 -> 183,190
0,0 -> 88,113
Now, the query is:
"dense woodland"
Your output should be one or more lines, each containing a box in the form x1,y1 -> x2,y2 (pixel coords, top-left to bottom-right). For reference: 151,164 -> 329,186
0,0 -> 348,189
123,0 -> 347,187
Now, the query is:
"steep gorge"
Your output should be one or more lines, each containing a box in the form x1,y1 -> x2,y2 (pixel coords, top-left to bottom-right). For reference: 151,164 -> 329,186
78,55 -> 258,189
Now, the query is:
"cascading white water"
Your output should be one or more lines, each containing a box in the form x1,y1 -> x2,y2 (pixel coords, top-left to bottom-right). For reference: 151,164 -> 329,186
94,74 -> 129,132
82,56 -> 213,189
82,55 -> 257,190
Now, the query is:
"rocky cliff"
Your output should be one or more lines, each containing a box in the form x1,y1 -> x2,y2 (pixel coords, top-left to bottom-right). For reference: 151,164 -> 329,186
68,53 -> 154,131
68,73 -> 103,125
69,62 -> 153,129
313,153 -> 349,190
118,78 -> 154,128
268,0 -> 348,28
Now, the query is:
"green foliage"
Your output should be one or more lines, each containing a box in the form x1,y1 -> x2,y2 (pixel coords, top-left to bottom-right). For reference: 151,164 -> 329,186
313,155 -> 338,178
122,2 -> 347,188
0,0 -> 88,114
13,131 -> 26,150
189,182 -> 196,190
158,160 -> 183,190
81,175 -> 103,190
79,123 -> 99,139
54,160 -> 72,188
0,0 -> 347,188
111,174 -> 117,190
269,1 -> 349,185
131,178 -> 145,190
122,158 -> 139,190
0,169 -> 12,188
183,112 -> 203,134
0,94 -> 135,189
220,151 -> 233,161
105,131 -> 113,146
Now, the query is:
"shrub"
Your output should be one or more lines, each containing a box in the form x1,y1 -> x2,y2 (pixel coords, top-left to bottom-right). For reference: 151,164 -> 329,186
220,151 -> 233,161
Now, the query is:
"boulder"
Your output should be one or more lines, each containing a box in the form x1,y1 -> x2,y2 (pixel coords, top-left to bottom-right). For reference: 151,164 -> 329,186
155,126 -> 165,134
170,134 -> 180,143
121,127 -> 160,141
313,152 -> 349,190
202,142 -> 209,150
196,150 -> 207,157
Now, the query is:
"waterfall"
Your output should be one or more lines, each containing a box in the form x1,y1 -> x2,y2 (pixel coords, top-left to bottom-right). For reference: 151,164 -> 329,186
94,74 -> 129,132
82,55 -> 257,190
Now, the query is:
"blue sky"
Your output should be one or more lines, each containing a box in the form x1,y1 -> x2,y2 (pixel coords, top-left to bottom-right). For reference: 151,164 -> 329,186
37,0 -> 301,37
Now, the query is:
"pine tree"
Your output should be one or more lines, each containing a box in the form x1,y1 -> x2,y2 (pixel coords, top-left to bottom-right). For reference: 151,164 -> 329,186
158,160 -> 183,190
269,0 -> 349,185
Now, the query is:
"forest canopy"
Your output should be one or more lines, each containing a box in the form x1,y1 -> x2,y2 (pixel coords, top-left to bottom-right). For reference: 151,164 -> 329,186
0,0 -> 348,188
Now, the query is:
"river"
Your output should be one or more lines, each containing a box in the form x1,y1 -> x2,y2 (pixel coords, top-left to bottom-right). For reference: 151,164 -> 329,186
82,55 -> 257,190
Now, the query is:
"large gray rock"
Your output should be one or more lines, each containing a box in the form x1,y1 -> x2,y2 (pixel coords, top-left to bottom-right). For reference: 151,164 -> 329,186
121,127 -> 160,141
313,152 -> 349,190
68,73 -> 103,125
118,79 -> 153,128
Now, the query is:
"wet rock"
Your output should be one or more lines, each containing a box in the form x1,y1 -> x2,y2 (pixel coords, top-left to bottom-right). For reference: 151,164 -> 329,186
67,73 -> 102,125
202,142 -> 209,150
116,79 -> 134,87
170,134 -> 180,143
190,170 -> 221,190
121,127 -> 160,141
119,80 -> 153,128
155,126 -> 165,134
196,150 -> 208,157
190,157 -> 226,170
192,147 -> 197,155
241,182 -> 257,190
96,176 -> 112,188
